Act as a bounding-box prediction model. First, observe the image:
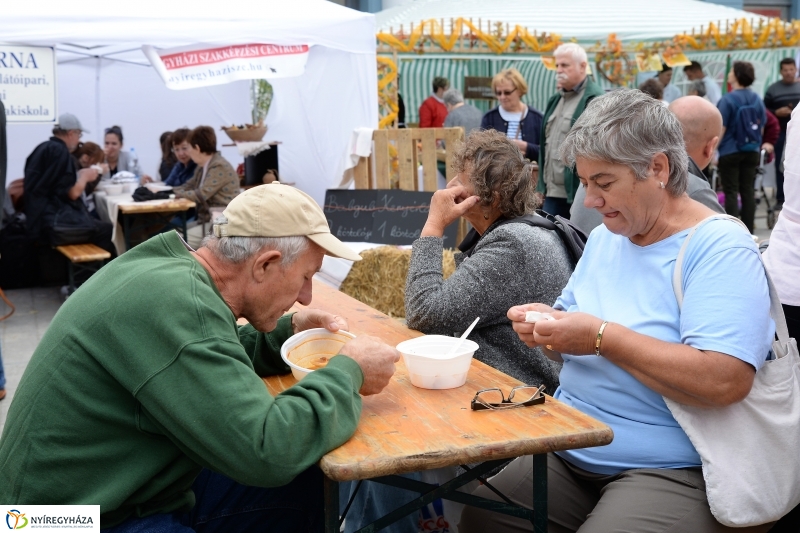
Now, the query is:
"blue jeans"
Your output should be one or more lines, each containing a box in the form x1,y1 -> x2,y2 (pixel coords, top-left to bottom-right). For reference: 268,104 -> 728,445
0,344 -> 5,390
339,475 -> 421,533
542,196 -> 572,219
102,467 -> 323,533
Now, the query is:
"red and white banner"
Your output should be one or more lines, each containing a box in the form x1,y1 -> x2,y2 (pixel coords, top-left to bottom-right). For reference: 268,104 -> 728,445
143,43 -> 310,90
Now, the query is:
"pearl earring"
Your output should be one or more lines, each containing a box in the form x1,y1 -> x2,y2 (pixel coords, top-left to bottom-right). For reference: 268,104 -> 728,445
659,181 -> 665,189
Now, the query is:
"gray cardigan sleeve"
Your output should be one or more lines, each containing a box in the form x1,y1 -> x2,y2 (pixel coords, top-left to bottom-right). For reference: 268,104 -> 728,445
405,232 -> 530,335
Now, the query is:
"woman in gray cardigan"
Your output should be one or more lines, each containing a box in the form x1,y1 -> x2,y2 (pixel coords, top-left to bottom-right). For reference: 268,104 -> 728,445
406,129 -> 573,392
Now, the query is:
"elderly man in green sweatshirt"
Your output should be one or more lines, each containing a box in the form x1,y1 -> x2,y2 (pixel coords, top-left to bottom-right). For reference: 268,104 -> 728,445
536,43 -> 604,219
0,183 -> 400,532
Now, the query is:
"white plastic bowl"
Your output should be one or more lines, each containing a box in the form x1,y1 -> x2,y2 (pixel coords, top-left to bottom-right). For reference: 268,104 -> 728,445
396,335 -> 479,390
105,184 -> 124,195
280,328 -> 356,381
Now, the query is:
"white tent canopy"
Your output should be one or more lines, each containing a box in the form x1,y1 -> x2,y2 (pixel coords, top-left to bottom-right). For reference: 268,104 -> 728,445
376,0 -> 769,43
2,0 -> 378,204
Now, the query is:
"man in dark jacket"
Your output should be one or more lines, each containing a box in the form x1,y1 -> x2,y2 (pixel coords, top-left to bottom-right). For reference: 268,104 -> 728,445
763,57 -> 800,208
536,43 -> 604,218
23,113 -> 113,253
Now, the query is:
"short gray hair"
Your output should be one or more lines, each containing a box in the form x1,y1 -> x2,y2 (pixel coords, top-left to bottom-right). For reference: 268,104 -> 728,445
201,216 -> 310,265
560,89 -> 688,197
688,79 -> 706,98
554,43 -> 588,65
442,88 -> 464,106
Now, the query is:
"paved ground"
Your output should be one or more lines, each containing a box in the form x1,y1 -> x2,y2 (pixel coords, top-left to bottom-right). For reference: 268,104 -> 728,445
0,286 -> 63,433
0,193 -> 781,434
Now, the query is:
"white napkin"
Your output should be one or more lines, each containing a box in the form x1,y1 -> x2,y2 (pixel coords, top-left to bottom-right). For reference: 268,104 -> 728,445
339,127 -> 375,187
236,141 -> 273,157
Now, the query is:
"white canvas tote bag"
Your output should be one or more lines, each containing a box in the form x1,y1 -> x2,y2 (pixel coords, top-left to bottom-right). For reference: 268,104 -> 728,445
665,215 -> 800,527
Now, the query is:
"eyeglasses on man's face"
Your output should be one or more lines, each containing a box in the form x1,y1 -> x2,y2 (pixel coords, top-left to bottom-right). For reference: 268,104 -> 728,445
471,384 -> 546,411
495,89 -> 518,97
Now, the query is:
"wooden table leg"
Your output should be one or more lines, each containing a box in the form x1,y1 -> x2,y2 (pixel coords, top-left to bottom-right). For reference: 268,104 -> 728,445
323,476 -> 340,533
180,211 -> 188,240
533,454 -> 548,533
122,214 -> 132,251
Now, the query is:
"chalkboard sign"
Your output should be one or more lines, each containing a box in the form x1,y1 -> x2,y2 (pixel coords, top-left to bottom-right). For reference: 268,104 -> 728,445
463,76 -> 495,100
324,189 -> 460,246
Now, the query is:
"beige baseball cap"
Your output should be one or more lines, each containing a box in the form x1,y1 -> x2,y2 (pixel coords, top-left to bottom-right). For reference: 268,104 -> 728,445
212,182 -> 362,261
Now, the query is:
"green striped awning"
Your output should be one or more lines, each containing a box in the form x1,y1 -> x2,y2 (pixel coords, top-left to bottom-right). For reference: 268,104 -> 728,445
393,48 -> 799,125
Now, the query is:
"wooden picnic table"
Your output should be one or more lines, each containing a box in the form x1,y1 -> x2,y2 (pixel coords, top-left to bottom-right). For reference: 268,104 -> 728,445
117,198 -> 196,250
265,280 -> 613,532
117,197 -> 196,215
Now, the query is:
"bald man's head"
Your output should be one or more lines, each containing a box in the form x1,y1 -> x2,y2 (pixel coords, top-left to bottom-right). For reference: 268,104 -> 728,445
668,96 -> 723,169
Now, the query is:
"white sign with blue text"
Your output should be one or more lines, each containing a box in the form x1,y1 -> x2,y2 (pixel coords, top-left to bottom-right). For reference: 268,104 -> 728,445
0,45 -> 57,123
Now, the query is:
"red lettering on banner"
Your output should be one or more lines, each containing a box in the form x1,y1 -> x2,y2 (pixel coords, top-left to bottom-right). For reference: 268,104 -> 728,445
160,44 -> 308,70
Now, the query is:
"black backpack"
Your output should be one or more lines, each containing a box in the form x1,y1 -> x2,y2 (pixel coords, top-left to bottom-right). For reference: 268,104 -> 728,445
458,210 -> 588,265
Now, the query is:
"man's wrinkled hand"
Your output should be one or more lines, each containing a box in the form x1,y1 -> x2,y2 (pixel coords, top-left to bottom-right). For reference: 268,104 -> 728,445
338,335 -> 400,396
291,309 -> 349,334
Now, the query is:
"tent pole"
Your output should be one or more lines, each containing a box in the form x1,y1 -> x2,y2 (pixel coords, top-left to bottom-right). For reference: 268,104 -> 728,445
96,57 -> 102,140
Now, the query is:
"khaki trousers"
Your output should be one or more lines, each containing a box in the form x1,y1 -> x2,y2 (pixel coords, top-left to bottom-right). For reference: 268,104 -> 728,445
459,453 -> 774,533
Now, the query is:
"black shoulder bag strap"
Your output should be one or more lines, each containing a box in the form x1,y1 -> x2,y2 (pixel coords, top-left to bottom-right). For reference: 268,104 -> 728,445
457,211 -> 586,265
457,214 -> 556,258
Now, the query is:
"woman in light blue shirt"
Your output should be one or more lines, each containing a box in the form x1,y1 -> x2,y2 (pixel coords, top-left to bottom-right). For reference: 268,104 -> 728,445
460,89 -> 775,533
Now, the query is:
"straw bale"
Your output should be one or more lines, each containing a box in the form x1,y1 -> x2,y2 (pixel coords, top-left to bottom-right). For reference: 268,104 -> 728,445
339,246 -> 456,318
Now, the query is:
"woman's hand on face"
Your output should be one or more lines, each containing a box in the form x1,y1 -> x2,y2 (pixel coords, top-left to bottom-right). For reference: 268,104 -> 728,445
420,186 -> 480,237
508,303 -> 557,348
531,312 -> 604,356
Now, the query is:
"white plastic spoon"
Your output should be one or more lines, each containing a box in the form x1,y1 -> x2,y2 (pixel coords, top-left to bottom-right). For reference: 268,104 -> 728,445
444,317 -> 480,358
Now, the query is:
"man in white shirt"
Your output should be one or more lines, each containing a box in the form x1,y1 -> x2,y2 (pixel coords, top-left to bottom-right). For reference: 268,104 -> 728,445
683,61 -> 722,105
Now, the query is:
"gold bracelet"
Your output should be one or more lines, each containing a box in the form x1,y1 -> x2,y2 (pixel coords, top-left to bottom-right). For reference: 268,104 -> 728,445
595,321 -> 609,356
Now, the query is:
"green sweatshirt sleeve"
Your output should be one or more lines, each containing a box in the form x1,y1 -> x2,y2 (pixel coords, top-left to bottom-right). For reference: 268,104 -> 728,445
134,336 -> 364,488
238,314 -> 296,376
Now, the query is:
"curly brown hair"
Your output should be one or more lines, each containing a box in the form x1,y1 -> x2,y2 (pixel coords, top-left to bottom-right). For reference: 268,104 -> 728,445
451,129 -> 540,217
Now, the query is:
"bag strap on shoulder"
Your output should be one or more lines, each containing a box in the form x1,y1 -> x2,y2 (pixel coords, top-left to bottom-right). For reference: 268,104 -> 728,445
672,214 -> 792,358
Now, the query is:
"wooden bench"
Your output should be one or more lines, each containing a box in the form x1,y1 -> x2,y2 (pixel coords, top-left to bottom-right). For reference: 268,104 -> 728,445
56,244 -> 112,295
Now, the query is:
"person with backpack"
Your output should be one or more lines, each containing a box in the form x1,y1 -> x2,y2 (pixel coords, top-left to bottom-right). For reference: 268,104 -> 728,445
716,61 -> 767,233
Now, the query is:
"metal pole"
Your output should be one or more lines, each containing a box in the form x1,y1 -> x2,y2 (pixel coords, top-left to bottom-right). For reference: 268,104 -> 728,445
532,454 -> 548,533
323,477 -> 340,533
